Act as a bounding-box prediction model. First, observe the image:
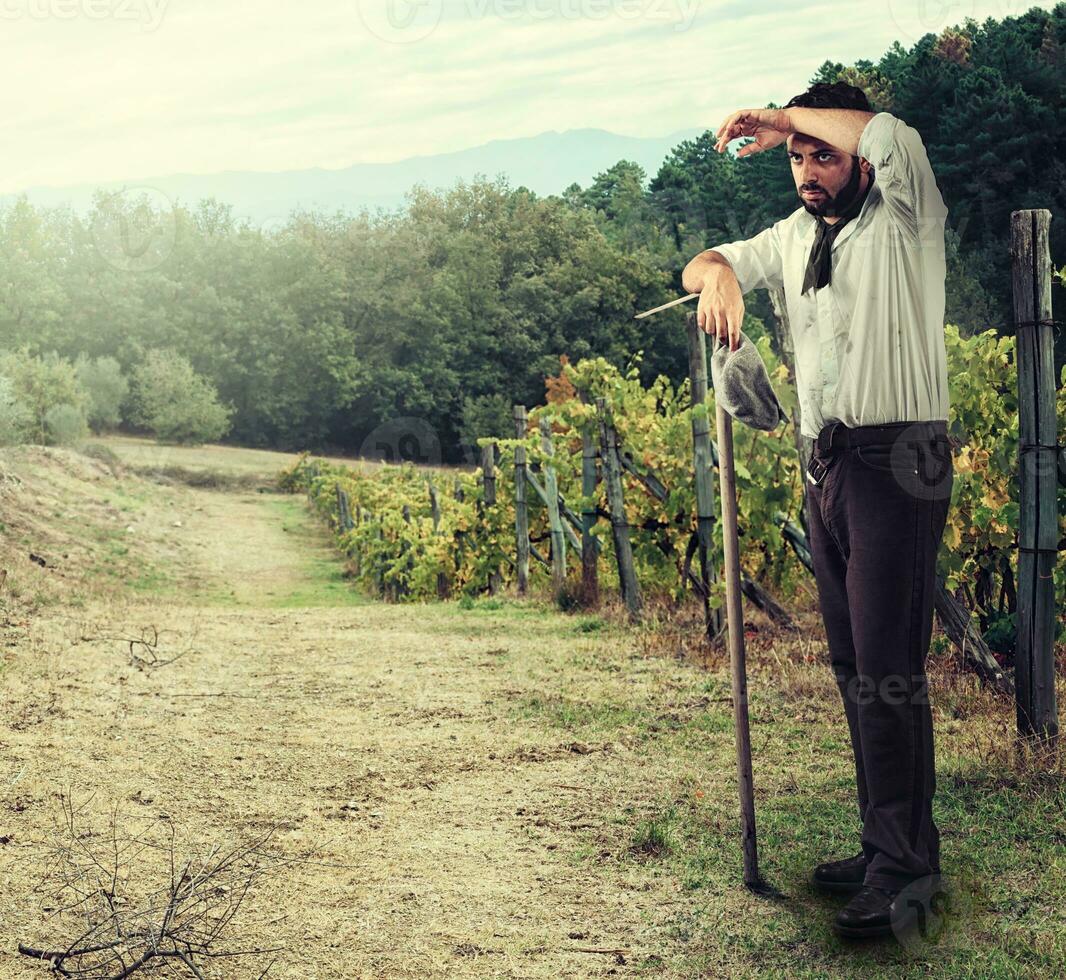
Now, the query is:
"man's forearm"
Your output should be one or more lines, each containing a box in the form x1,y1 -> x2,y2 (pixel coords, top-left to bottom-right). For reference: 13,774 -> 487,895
682,249 -> 733,294
786,107 -> 876,157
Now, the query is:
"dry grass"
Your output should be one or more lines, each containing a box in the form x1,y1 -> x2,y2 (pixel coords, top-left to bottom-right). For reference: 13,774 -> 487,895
94,434 -> 468,484
0,443 -> 1062,978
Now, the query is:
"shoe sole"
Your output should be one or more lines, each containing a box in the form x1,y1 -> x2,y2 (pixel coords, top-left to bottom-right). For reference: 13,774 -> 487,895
832,906 -> 922,940
810,874 -> 865,895
831,920 -> 894,939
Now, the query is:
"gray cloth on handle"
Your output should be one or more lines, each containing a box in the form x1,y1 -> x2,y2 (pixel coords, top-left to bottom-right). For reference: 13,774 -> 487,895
709,330 -> 788,431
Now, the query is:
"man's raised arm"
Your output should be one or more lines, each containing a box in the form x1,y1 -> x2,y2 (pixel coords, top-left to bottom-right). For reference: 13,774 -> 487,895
784,107 -> 874,157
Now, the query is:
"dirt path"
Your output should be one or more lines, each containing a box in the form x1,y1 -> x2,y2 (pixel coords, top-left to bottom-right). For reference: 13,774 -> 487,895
0,484 -> 693,979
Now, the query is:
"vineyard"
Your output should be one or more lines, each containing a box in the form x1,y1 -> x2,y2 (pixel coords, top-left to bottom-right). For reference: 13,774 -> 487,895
280,322 -> 1066,672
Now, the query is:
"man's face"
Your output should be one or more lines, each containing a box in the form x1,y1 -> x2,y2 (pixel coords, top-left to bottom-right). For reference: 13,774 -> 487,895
786,134 -> 870,219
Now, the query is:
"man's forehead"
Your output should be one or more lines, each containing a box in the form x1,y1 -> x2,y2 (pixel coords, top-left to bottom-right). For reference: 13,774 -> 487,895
786,133 -> 837,153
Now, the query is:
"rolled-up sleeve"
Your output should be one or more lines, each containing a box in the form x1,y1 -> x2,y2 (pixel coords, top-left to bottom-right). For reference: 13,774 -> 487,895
858,111 -> 948,239
707,221 -> 784,294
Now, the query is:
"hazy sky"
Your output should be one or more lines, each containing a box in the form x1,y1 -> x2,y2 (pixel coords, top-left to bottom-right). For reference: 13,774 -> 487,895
0,0 -> 1054,192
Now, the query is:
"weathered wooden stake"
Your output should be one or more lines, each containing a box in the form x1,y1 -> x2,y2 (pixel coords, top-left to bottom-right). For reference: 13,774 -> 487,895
352,504 -> 362,577
715,384 -> 760,888
373,515 -> 385,598
581,411 -> 600,607
596,397 -> 642,621
686,312 -> 725,640
427,478 -> 450,599
767,286 -> 814,541
336,485 -> 353,531
539,416 -> 567,595
1010,208 -> 1059,747
480,443 -> 502,596
399,503 -> 413,600
513,405 -> 530,595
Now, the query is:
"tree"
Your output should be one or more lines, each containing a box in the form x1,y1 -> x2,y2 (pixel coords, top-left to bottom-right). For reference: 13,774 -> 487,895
0,375 -> 30,446
0,348 -> 89,444
75,354 -> 128,432
129,349 -> 233,445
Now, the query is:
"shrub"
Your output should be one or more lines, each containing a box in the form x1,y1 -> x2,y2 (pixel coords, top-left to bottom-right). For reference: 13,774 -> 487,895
0,375 -> 30,446
44,404 -> 90,446
129,349 -> 233,445
0,348 -> 89,444
75,354 -> 128,432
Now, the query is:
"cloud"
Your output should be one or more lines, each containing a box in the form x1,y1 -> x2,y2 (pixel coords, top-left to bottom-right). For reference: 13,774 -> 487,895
0,0 -> 1056,192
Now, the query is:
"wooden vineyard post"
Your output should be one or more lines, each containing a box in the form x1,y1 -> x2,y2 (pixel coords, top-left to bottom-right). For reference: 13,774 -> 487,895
686,312 -> 725,641
373,514 -> 385,599
1010,209 -> 1059,748
427,478 -> 450,599
398,504 -> 413,600
481,442 -> 502,596
596,397 -> 642,621
768,286 -> 814,540
513,405 -> 530,596
336,485 -> 353,531
452,478 -> 468,584
353,504 -> 362,577
580,396 -> 600,607
716,392 -> 761,888
538,416 -> 567,595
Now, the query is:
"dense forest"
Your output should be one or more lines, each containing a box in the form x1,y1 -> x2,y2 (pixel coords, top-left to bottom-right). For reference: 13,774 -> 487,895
0,5 -> 1062,462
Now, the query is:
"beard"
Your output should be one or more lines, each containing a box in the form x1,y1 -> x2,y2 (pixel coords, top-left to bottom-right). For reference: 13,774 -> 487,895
801,157 -> 864,217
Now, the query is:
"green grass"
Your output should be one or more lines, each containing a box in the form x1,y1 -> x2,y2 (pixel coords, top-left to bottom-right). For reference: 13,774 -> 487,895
184,495 -> 372,609
490,613 -> 1065,977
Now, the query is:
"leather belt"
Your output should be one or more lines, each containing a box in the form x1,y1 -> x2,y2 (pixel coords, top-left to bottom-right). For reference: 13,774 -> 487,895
806,420 -> 950,486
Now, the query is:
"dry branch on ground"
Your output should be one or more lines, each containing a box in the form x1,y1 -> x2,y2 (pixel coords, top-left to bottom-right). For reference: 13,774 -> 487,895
18,793 -> 307,979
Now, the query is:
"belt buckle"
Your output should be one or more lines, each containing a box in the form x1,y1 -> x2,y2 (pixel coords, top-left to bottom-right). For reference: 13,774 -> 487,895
807,455 -> 829,486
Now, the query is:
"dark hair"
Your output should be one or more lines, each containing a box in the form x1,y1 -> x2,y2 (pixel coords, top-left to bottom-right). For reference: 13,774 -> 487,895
783,81 -> 872,173
783,81 -> 872,112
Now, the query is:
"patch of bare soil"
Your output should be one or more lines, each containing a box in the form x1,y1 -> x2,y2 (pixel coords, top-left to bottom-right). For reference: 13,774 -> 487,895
0,460 -> 688,979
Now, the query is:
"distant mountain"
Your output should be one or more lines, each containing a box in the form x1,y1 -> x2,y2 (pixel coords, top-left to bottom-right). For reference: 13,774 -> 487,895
1,127 -> 705,224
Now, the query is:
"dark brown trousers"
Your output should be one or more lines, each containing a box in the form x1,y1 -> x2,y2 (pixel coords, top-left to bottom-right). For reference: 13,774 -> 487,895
804,419 -> 953,890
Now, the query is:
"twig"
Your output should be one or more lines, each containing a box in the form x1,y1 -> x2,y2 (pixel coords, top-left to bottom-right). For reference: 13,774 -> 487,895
20,793 -> 304,979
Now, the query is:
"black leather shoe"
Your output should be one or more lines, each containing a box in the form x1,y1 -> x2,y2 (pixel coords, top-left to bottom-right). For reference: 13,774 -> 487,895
832,884 -> 902,938
811,851 -> 867,894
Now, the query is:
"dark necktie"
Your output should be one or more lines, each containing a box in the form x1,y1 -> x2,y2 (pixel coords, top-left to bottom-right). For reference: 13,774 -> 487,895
801,179 -> 871,296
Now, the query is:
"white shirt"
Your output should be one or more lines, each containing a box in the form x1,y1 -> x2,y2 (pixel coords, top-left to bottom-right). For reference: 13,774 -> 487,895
707,111 -> 950,439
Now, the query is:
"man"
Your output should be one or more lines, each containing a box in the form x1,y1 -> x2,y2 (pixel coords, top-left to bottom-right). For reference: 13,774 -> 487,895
681,82 -> 954,939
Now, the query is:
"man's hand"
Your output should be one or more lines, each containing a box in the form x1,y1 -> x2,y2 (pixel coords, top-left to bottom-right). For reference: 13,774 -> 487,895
714,108 -> 793,157
696,266 -> 744,351
682,249 -> 745,351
